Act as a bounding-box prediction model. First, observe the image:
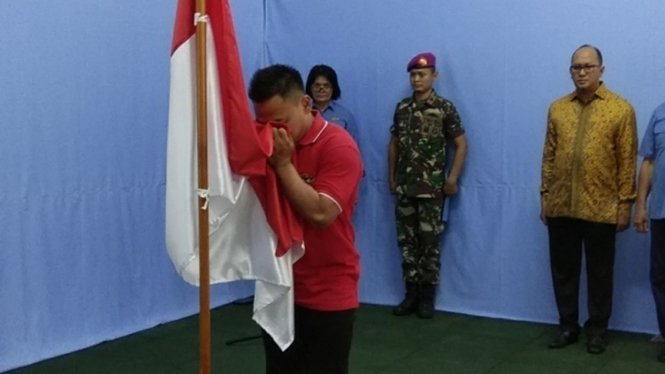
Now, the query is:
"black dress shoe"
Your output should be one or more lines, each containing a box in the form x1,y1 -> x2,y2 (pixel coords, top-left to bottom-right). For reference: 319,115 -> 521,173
586,335 -> 607,354
548,330 -> 579,349
657,347 -> 665,362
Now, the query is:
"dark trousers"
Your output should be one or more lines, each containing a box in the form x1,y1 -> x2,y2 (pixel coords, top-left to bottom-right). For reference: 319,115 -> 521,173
547,217 -> 616,336
262,306 -> 356,374
651,220 -> 665,337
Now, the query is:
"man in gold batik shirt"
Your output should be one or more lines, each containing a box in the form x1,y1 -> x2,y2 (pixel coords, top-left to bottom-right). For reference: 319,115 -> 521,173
539,45 -> 637,355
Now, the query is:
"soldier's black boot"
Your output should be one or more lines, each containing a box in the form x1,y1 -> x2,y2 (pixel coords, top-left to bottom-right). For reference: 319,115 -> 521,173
417,283 -> 436,319
393,282 -> 419,316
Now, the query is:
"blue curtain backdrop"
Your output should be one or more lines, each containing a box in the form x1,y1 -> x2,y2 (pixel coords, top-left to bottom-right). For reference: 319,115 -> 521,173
1,0 -> 665,371
263,0 -> 664,333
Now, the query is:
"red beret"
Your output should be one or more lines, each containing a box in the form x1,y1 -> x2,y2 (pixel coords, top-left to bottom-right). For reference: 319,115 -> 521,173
407,52 -> 436,72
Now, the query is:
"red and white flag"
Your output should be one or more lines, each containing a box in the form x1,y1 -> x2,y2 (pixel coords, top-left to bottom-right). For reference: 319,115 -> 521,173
165,0 -> 304,350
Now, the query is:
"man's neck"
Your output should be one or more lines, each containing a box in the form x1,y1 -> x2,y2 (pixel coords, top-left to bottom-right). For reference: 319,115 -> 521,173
576,84 -> 600,104
414,89 -> 433,102
293,112 -> 315,142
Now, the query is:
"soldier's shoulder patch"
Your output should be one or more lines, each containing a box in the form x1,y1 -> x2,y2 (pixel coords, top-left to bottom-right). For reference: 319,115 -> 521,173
395,101 -> 412,115
435,98 -> 457,113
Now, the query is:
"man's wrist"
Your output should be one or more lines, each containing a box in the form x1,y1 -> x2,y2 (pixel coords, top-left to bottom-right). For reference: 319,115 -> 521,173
272,159 -> 293,173
635,200 -> 647,210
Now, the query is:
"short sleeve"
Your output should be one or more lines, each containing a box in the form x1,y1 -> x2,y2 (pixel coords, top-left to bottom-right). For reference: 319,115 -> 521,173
639,111 -> 658,159
389,103 -> 401,137
344,111 -> 359,142
311,143 -> 363,211
444,102 -> 465,139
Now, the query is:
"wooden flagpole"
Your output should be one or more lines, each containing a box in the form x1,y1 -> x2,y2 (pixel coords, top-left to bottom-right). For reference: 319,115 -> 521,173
195,0 -> 211,372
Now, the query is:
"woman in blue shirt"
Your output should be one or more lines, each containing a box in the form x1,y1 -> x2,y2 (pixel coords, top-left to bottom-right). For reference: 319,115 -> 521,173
305,65 -> 358,143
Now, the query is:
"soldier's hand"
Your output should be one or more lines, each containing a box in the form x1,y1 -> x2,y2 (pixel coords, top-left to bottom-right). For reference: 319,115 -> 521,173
443,179 -> 458,196
389,178 -> 396,194
634,207 -> 648,233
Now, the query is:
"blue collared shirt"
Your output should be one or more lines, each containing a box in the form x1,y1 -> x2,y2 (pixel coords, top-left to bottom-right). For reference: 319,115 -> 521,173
639,103 -> 665,219
317,101 -> 358,144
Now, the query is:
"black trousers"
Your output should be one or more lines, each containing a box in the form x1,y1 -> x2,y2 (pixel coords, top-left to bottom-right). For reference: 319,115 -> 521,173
262,305 -> 356,374
547,217 -> 616,336
651,220 -> 665,337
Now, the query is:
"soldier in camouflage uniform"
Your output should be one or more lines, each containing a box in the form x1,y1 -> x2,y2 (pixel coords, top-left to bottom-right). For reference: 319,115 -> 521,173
388,52 -> 468,319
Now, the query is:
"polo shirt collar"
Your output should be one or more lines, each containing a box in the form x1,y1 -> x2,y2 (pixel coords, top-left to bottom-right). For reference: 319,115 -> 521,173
298,111 -> 329,146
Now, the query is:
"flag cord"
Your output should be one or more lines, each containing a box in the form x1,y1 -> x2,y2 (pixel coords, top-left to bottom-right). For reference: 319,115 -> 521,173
194,12 -> 209,25
197,189 -> 209,210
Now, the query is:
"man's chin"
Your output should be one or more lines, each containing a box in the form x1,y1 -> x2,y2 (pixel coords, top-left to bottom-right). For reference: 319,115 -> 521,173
574,81 -> 592,89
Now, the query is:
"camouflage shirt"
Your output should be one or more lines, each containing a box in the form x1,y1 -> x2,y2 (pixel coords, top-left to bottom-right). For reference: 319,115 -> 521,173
390,90 -> 465,198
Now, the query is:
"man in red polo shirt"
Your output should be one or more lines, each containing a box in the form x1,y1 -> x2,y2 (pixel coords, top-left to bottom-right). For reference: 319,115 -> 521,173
248,64 -> 363,374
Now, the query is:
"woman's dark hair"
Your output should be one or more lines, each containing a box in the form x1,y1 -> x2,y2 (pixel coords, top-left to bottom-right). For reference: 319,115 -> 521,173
305,64 -> 342,101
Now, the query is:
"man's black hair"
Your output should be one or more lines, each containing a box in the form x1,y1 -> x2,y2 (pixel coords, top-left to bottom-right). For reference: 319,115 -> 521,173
572,44 -> 603,66
248,64 -> 304,103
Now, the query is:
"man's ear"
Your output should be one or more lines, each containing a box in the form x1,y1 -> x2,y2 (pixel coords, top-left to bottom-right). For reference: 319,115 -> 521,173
302,95 -> 312,112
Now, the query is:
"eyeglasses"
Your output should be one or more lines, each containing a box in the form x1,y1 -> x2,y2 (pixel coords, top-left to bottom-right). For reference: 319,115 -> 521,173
570,64 -> 599,73
312,83 -> 332,91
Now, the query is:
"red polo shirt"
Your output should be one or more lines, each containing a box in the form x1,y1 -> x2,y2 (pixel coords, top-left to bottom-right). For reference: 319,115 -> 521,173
293,112 -> 363,311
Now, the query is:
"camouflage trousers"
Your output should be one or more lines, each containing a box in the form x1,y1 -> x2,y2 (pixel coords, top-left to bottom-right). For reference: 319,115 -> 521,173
395,196 -> 445,285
